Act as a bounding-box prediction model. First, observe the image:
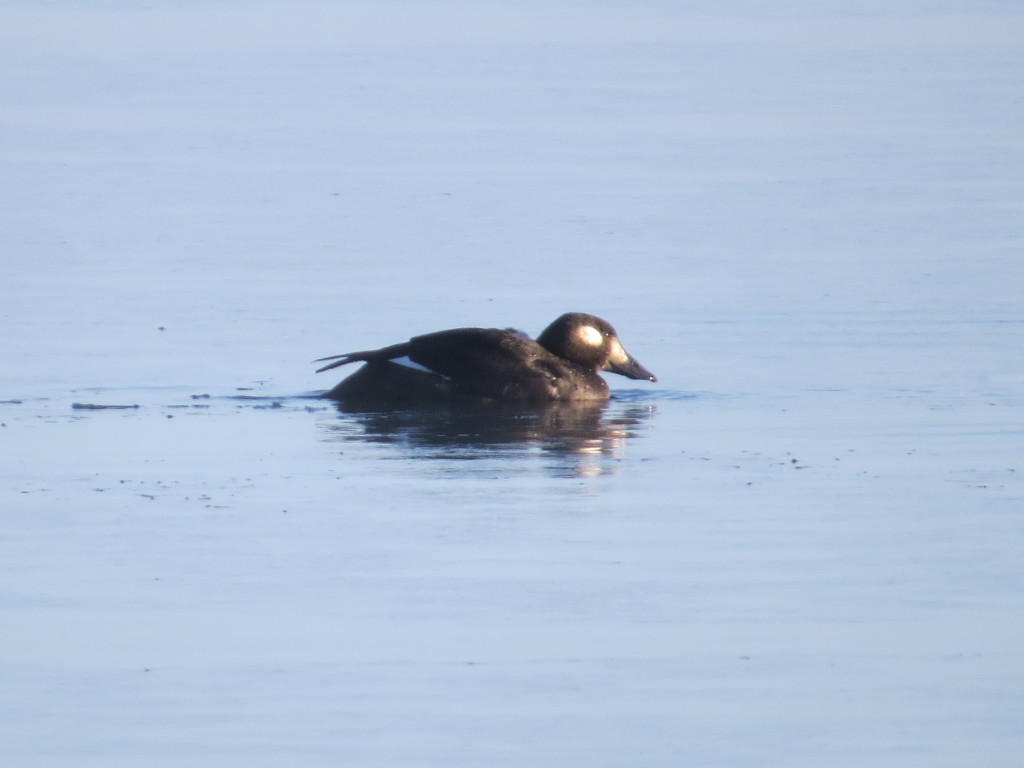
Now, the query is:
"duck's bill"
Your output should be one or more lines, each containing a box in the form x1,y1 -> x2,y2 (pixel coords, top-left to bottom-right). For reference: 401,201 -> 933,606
604,351 -> 657,382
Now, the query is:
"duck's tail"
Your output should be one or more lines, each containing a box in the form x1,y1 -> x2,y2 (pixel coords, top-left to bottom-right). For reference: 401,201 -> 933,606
313,342 -> 413,374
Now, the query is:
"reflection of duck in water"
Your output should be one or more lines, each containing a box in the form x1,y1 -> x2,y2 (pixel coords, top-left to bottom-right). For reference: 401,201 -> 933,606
314,312 -> 656,407
324,399 -> 627,445
318,398 -> 656,478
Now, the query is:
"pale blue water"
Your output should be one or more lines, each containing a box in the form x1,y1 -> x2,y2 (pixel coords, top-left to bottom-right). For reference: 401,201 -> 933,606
3,2 -> 1024,766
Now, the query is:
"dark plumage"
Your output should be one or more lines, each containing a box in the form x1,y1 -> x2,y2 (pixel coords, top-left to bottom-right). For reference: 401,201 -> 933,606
315,312 -> 656,406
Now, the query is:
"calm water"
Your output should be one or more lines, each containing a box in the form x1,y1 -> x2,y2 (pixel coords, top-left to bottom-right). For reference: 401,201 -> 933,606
3,2 -> 1024,766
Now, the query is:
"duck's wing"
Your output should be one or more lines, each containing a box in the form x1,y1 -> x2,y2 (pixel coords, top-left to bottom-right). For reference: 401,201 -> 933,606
406,327 -> 567,398
313,329 -> 512,375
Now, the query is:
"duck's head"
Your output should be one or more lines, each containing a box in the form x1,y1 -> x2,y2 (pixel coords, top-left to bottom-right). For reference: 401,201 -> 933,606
537,312 -> 657,382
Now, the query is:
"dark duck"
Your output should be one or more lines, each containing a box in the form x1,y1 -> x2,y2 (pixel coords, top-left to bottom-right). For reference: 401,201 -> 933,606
315,312 -> 656,406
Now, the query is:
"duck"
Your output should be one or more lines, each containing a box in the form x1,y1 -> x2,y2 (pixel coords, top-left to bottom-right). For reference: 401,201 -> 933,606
314,312 -> 656,406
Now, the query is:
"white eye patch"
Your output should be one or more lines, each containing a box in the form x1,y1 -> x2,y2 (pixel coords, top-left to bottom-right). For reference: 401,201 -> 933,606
576,325 -> 605,346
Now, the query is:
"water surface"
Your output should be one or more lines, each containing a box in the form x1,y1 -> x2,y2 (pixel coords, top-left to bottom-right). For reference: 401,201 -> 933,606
3,2 -> 1023,766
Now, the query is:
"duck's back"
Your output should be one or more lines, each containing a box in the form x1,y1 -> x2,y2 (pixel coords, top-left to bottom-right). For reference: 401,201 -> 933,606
406,327 -> 608,401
